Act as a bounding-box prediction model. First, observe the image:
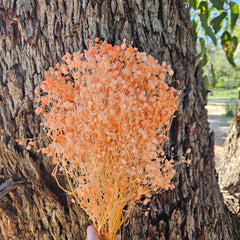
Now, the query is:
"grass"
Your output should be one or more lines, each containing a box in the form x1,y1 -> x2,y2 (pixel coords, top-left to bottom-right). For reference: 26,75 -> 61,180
214,81 -> 227,89
220,114 -> 233,124
220,115 -> 234,124
220,113 -> 234,118
208,88 -> 240,99
214,79 -> 240,89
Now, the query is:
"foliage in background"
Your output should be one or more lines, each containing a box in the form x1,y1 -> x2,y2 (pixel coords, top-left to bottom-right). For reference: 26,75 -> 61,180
186,0 -> 240,90
206,20 -> 240,90
224,99 -> 239,116
208,87 -> 240,98
34,40 -> 185,240
187,0 -> 239,65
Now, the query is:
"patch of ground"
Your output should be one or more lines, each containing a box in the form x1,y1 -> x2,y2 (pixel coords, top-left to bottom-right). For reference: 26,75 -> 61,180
206,98 -> 233,170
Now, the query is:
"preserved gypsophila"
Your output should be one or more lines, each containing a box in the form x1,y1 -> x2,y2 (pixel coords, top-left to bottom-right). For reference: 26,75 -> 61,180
34,39 -> 181,240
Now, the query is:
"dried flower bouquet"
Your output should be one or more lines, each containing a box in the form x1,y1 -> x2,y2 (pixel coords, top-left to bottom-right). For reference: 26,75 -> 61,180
35,39 -> 180,240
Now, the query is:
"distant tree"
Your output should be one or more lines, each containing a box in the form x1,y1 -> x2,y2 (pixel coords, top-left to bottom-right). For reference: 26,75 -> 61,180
187,0 -> 239,66
206,20 -> 240,89
186,0 -> 239,89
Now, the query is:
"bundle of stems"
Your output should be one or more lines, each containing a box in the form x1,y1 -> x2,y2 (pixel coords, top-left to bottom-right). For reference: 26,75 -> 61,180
35,39 -> 180,240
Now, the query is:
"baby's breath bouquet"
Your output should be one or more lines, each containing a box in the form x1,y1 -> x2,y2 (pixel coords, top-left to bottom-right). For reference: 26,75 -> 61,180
35,39 -> 180,240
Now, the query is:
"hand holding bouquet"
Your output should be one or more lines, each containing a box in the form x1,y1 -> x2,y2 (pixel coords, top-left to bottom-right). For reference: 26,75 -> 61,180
35,39 -> 180,240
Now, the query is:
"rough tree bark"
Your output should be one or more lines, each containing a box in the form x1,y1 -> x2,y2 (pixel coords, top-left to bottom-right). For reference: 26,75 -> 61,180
219,104 -> 240,217
0,0 -> 239,239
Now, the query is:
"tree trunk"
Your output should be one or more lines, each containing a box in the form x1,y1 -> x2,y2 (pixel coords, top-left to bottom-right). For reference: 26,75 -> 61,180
0,0 -> 239,239
219,104 -> 240,217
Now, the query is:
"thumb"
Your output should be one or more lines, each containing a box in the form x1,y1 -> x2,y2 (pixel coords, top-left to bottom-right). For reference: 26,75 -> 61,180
115,234 -> 121,240
87,225 -> 99,240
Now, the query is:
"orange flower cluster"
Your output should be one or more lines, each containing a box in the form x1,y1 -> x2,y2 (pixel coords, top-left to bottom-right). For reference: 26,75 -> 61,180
35,39 -> 180,240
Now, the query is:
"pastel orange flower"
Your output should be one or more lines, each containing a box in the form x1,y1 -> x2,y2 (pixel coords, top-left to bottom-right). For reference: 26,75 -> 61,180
36,40 -> 180,240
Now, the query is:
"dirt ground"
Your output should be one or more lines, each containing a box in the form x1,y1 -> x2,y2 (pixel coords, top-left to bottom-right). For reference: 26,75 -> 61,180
206,98 -> 234,171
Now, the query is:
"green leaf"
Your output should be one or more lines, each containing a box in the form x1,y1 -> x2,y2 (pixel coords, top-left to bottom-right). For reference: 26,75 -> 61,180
226,50 -> 236,66
210,0 -> 224,10
199,1 -> 208,14
200,37 -> 206,53
231,36 -> 238,52
199,1 -> 209,26
221,31 -> 231,53
221,31 -> 231,42
204,26 -> 217,45
230,2 -> 239,31
210,12 -> 227,33
221,31 -> 238,67
192,20 -> 198,40
198,1 -> 217,46
202,53 -> 208,66
189,0 -> 197,10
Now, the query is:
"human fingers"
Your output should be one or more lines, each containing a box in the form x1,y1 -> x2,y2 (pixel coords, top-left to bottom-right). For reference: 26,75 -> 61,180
115,234 -> 121,240
86,225 -> 121,240
86,225 -> 98,240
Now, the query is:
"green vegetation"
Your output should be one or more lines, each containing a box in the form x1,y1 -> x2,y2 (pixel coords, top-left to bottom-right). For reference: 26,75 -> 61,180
228,119 -> 233,124
219,114 -> 233,123
220,113 -> 234,118
214,79 -> 240,89
203,20 -> 240,91
186,0 -> 239,68
209,88 -> 239,98
186,0 -> 240,93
